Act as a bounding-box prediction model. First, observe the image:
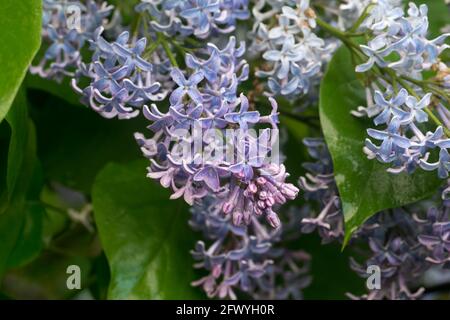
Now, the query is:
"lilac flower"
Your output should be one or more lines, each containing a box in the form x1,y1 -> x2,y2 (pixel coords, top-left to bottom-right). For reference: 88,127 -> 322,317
367,118 -> 411,162
250,0 -> 335,97
136,37 -> 299,229
112,38 -> 153,72
189,197 -> 311,299
356,2 -> 450,76
224,94 -> 260,130
31,0 -> 114,81
360,87 -> 448,177
72,28 -> 165,119
169,69 -> 204,105
140,0 -> 249,39
372,89 -> 408,125
180,0 -> 220,36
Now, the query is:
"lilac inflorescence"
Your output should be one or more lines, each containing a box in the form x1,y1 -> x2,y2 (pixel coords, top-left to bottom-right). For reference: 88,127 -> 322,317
136,0 -> 249,39
354,85 -> 450,178
136,37 -> 299,228
298,138 -> 344,243
71,27 -> 169,119
356,2 -> 449,76
298,138 -> 450,299
250,0 -> 335,97
190,197 -> 311,299
31,0 -> 114,81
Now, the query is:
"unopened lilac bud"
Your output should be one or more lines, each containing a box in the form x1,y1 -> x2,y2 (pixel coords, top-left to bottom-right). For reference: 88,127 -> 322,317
223,201 -> 234,214
272,191 -> 286,204
282,183 -> 299,199
247,183 -> 258,193
266,196 -> 275,207
257,200 -> 266,209
257,177 -> 267,185
266,210 -> 281,228
233,211 -> 243,226
259,191 -> 268,200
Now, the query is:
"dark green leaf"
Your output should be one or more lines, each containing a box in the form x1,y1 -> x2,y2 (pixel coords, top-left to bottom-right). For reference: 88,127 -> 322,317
30,92 -> 145,193
0,90 -> 45,276
5,89 -> 30,197
25,74 -> 82,107
0,120 -> 39,277
1,251 -> 91,299
92,160 -> 203,299
0,0 -> 42,122
319,46 -> 443,245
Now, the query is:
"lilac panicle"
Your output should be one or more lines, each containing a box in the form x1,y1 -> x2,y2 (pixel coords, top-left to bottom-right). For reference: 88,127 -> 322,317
71,28 -> 168,119
190,197 -> 311,299
31,0 -> 114,81
250,0 -> 335,97
298,138 -> 450,299
136,0 -> 249,39
136,37 -> 299,229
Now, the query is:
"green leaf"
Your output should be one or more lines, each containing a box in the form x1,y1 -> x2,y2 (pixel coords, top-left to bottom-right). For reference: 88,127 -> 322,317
1,251 -> 91,299
30,93 -> 145,193
25,74 -> 82,107
319,46 -> 443,246
92,160 -> 203,299
0,90 -> 45,276
0,0 -> 42,123
5,89 -> 30,197
0,121 -> 39,277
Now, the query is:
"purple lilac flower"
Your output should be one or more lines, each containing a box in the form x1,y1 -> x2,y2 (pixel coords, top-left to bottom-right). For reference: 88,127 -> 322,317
30,0 -> 114,81
136,0 -> 249,39
189,197 -> 311,299
250,0 -> 335,97
136,37 -> 299,228
298,138 -> 450,299
72,28 -> 167,119
298,138 -> 344,243
356,2 -> 450,77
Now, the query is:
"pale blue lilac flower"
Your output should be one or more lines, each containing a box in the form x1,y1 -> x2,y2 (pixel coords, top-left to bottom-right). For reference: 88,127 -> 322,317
356,2 -> 450,77
31,0 -> 114,81
250,0 -> 335,97
72,28 -> 166,119
189,197 -> 311,299
136,37 -> 299,228
359,87 -> 450,178
137,0 -> 249,39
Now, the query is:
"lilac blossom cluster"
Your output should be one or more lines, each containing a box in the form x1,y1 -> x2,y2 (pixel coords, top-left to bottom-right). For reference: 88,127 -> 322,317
349,204 -> 450,300
136,0 -> 249,39
298,138 -> 344,243
31,0 -> 114,81
298,138 -> 450,299
190,197 -> 311,299
250,0 -> 335,97
350,2 -> 450,178
135,37 -> 299,228
359,86 -> 450,178
356,2 -> 449,76
71,27 -> 169,119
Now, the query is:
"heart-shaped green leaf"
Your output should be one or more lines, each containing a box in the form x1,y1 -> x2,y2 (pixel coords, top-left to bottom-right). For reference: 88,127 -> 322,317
0,0 -> 42,123
92,160 -> 203,299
